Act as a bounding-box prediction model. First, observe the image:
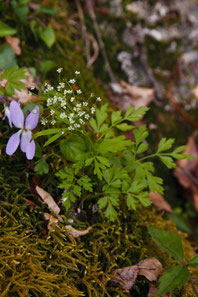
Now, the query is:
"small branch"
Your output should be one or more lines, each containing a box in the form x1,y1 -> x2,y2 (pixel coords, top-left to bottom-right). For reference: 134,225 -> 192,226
167,86 -> 198,129
75,0 -> 91,64
189,276 -> 198,297
86,0 -> 116,82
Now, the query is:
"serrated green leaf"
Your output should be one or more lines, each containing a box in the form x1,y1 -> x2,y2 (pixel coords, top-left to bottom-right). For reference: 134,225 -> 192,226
0,21 -> 17,37
73,185 -> 81,196
105,203 -> 117,221
159,156 -> 176,169
148,226 -> 184,262
89,118 -> 98,132
96,156 -> 110,167
157,138 -> 175,153
40,26 -> 55,48
188,255 -> 198,267
43,132 -> 62,147
94,159 -> 103,180
98,136 -> 131,154
60,134 -> 85,162
126,106 -> 149,121
137,192 -> 151,207
116,123 -> 134,131
85,157 -> 94,167
147,173 -> 163,194
2,65 -> 27,95
95,104 -> 108,128
125,106 -> 135,117
34,158 -> 49,175
127,194 -> 137,210
133,125 -> 149,147
111,110 -> 122,124
157,266 -> 190,295
98,196 -> 108,209
136,143 -> 148,154
78,175 -> 93,192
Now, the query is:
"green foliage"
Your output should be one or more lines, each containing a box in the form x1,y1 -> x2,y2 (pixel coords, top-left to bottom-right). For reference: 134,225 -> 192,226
157,266 -> 190,295
39,26 -> 56,48
148,226 -> 184,262
0,21 -> 17,37
1,65 -> 27,96
148,227 -> 198,295
0,44 -> 16,70
34,158 -> 49,175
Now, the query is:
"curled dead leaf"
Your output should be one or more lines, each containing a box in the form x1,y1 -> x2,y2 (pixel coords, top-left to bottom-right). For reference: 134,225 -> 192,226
111,257 -> 163,291
138,258 -> 163,282
5,36 -> 21,55
35,185 -> 60,216
174,132 -> 198,209
149,192 -> 173,213
65,225 -> 92,238
110,80 -> 154,113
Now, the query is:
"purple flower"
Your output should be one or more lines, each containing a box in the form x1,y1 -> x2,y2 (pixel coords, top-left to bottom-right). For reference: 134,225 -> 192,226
6,101 -> 39,160
0,96 -> 12,127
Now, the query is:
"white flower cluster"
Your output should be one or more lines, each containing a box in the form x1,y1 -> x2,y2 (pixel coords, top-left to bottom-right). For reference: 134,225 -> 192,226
42,71 -> 102,130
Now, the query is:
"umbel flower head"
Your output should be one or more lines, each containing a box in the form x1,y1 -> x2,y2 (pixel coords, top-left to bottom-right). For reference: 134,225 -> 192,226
6,101 -> 39,160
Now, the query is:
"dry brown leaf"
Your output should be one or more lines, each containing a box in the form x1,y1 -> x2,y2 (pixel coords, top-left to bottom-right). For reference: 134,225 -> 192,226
65,225 -> 92,238
44,213 -> 59,229
111,257 -> 163,291
5,36 -> 21,55
110,80 -> 154,113
149,192 -> 173,213
148,287 -> 170,297
111,265 -> 139,290
138,258 -> 163,282
35,185 -> 60,216
174,131 -> 198,209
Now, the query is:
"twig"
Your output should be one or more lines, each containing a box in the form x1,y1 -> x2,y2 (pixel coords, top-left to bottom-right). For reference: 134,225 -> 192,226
75,0 -> 91,64
140,45 -> 164,103
167,86 -> 198,129
189,276 -> 198,297
86,0 -> 116,82
86,33 -> 99,67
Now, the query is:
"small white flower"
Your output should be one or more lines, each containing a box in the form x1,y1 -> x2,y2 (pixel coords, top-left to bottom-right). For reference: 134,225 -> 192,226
60,112 -> 67,119
91,107 -> 95,114
50,109 -> 55,115
76,103 -> 81,108
83,102 -> 88,107
79,119 -> 85,124
69,79 -> 76,84
47,98 -> 52,106
84,114 -> 90,119
90,93 -> 94,97
75,70 -> 80,75
51,119 -> 56,125
96,97 -> 101,101
70,97 -> 75,102
77,89 -> 82,94
57,67 -> 63,73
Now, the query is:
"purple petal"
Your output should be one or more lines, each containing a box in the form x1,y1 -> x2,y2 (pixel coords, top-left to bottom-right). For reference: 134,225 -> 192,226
0,95 -> 6,104
6,130 -> 21,156
10,101 -> 24,128
25,106 -> 39,130
20,130 -> 32,152
26,139 -> 35,160
3,106 -> 12,127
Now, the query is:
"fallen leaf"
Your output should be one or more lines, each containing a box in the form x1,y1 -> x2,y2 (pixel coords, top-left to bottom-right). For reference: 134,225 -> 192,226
111,257 -> 163,291
65,225 -> 92,237
35,185 -> 60,215
149,192 -> 173,213
110,80 -> 154,113
138,258 -> 163,282
111,265 -> 139,290
174,131 -> 198,209
5,36 -> 21,55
